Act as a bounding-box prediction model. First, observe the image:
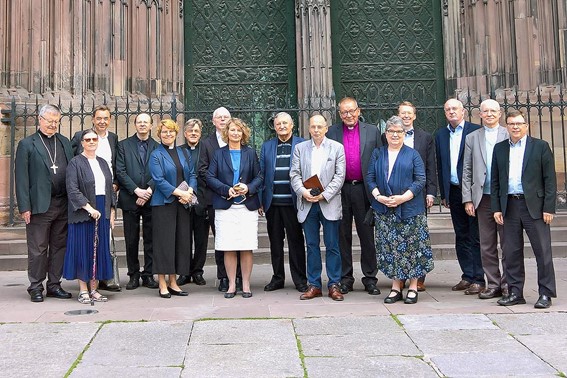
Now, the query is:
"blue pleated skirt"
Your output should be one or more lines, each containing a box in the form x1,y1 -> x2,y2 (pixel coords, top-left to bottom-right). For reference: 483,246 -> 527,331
63,195 -> 113,282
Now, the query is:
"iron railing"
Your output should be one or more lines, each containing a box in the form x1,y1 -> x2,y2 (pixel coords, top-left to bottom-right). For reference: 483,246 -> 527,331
2,88 -> 566,225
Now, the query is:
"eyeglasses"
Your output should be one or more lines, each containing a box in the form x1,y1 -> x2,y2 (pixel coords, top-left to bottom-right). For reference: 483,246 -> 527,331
481,109 -> 500,115
40,115 -> 60,125
386,129 -> 405,135
160,129 -> 176,135
506,122 -> 526,127
82,137 -> 98,143
339,108 -> 358,117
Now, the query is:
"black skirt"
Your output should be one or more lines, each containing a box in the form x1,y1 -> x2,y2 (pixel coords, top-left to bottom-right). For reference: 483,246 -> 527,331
151,201 -> 191,275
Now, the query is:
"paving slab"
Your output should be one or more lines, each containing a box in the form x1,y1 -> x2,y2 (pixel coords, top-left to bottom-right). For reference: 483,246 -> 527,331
78,321 -> 192,368
515,334 -> 567,374
489,312 -> 567,335
185,319 -> 303,377
430,350 -> 558,377
293,316 -> 401,336
0,323 -> 100,378
70,366 -> 182,378
398,314 -> 497,331
304,356 -> 439,378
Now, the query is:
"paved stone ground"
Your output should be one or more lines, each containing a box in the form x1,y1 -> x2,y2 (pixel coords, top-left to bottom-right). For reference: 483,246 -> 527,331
0,259 -> 565,377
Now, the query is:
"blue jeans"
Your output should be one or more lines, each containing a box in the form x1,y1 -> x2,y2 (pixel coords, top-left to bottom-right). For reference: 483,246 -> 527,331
302,203 -> 341,289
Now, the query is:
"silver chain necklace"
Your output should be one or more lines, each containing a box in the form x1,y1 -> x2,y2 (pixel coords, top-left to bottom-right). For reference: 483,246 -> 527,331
39,134 -> 58,174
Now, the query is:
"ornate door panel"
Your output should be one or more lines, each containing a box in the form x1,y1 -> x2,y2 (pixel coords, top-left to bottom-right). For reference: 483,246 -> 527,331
184,0 -> 297,149
330,0 -> 446,133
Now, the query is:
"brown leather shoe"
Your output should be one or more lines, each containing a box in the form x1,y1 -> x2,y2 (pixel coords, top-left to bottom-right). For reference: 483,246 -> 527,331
416,281 -> 426,292
300,285 -> 322,300
451,280 -> 472,291
478,287 -> 503,299
328,284 -> 344,301
464,283 -> 484,295
502,286 -> 509,297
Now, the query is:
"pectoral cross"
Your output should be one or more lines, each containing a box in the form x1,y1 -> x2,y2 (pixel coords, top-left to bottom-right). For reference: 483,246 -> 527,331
51,163 -> 58,174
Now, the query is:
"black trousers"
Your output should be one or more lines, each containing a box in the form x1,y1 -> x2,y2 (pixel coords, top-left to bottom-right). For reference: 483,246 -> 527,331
189,207 -> 209,276
339,182 -> 378,287
122,206 -> 153,278
503,197 -> 556,297
265,205 -> 307,287
449,184 -> 484,285
26,196 -> 68,292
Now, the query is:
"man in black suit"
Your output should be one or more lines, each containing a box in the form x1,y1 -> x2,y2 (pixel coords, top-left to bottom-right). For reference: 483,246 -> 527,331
15,104 -> 74,302
492,108 -> 557,309
435,99 -> 484,294
198,107 -> 240,292
327,97 -> 381,295
177,118 -> 209,287
115,113 -> 159,290
71,104 -> 120,291
386,101 -> 437,291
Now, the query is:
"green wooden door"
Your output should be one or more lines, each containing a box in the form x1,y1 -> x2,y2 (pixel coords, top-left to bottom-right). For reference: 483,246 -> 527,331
184,0 -> 297,149
330,0 -> 446,133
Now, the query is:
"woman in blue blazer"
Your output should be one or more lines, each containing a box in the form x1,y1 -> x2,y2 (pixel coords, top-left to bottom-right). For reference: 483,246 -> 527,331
206,118 -> 262,299
366,116 -> 433,304
149,119 -> 197,298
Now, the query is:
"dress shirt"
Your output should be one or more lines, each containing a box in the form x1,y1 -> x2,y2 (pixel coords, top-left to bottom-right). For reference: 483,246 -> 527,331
216,131 -> 227,148
342,123 -> 362,181
508,135 -> 527,194
310,138 -> 328,178
403,128 -> 414,149
448,121 -> 464,185
483,125 -> 499,194
96,131 -> 113,174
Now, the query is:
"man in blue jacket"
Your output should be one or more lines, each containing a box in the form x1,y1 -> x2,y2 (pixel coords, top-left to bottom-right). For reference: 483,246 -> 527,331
259,112 -> 308,292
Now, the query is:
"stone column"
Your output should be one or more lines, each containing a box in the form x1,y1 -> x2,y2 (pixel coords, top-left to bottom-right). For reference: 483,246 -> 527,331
295,0 -> 334,135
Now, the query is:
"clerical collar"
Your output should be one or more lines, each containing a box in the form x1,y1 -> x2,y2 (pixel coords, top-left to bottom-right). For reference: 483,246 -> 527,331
38,130 -> 55,139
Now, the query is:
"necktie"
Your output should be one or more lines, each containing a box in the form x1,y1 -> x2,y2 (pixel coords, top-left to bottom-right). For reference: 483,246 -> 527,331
406,129 -> 414,136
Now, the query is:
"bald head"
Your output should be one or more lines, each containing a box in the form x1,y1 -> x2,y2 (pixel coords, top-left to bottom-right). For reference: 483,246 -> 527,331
309,115 -> 328,146
444,99 -> 465,127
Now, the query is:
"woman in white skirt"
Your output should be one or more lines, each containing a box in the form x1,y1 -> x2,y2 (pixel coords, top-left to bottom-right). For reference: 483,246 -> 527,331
206,118 -> 262,298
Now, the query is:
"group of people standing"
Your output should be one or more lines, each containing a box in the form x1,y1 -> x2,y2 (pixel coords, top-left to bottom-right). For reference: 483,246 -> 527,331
15,97 -> 557,308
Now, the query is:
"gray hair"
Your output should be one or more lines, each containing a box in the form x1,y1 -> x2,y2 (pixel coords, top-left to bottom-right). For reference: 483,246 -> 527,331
273,112 -> 293,126
184,118 -> 203,131
385,115 -> 404,130
213,107 -> 231,118
38,104 -> 61,118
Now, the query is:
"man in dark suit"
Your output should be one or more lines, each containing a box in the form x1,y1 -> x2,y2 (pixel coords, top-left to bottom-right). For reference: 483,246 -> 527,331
198,107 -> 240,292
259,112 -> 307,293
177,118 -> 209,287
327,97 -> 381,296
15,104 -> 74,302
387,101 -> 437,292
435,99 -> 484,293
115,113 -> 159,290
462,99 -> 509,299
71,104 -> 120,291
492,108 -> 557,309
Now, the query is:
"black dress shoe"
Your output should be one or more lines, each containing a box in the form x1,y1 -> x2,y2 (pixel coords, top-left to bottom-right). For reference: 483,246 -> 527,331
264,280 -> 285,291
497,292 -> 526,306
159,290 -> 171,299
176,275 -> 192,286
534,295 -> 552,309
295,283 -> 309,293
46,287 -> 72,299
365,283 -> 381,296
218,278 -> 229,292
142,276 -> 159,289
126,275 -> 140,290
339,282 -> 353,294
167,287 -> 189,296
30,289 -> 44,303
384,289 -> 403,304
192,274 -> 207,286
236,277 -> 243,292
404,289 -> 419,304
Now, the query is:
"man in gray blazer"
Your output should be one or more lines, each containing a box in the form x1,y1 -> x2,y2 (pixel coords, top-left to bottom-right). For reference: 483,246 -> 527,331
462,99 -> 509,299
327,97 -> 380,295
290,115 -> 346,301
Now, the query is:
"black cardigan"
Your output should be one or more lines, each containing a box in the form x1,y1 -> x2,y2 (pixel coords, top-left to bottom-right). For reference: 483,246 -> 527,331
66,154 -> 116,224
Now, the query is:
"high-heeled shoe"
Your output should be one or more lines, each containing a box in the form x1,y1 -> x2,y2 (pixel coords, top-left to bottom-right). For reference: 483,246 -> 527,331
404,289 -> 419,304
159,290 -> 171,298
224,291 -> 236,299
384,289 -> 403,304
168,287 -> 188,296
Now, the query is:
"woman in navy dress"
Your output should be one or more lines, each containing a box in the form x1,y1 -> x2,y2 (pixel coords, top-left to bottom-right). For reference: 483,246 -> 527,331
64,129 -> 115,304
149,119 -> 197,298
367,116 -> 434,304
